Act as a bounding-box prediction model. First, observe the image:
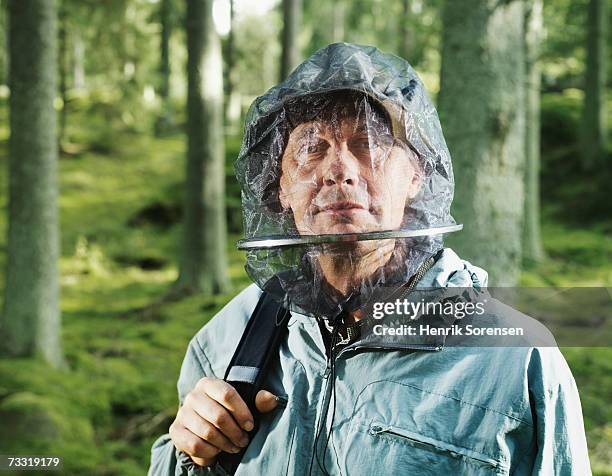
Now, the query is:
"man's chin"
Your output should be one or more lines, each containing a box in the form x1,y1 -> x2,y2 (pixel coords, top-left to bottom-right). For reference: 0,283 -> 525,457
318,223 -> 376,235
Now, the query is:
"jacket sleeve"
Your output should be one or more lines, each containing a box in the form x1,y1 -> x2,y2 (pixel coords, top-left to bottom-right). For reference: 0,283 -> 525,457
147,336 -> 228,476
527,347 -> 592,475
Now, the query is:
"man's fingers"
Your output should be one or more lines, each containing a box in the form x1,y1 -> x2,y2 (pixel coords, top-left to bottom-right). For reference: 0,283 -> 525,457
200,378 -> 254,431
255,390 -> 279,413
190,394 -> 250,448
190,455 -> 216,468
182,408 -> 243,454
170,424 -> 221,461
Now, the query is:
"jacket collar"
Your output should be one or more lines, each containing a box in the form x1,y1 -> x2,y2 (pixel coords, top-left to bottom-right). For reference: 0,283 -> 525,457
291,248 -> 488,353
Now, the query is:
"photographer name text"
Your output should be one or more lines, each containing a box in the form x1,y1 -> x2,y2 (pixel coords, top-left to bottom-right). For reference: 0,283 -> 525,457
373,323 -> 524,336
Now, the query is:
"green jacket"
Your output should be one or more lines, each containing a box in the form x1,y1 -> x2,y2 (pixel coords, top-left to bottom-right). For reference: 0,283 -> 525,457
148,248 -> 591,475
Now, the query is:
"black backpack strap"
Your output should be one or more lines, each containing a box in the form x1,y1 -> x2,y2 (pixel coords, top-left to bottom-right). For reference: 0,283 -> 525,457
217,291 -> 291,475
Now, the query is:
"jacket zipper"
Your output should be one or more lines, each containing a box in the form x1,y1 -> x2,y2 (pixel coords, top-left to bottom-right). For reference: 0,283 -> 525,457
369,423 -> 507,472
337,343 -> 442,361
331,254 -> 439,357
314,256 -> 441,473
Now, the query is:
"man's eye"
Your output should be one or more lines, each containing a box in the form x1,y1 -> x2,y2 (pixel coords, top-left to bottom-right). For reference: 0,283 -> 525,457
350,138 -> 373,150
306,141 -> 328,154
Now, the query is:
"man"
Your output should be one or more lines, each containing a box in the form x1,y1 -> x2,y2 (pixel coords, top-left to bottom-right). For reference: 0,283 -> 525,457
149,43 -> 591,475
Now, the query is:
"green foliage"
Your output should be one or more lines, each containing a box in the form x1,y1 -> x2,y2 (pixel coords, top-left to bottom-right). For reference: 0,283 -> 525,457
0,95 -> 254,473
540,90 -> 612,225
0,361 -> 103,474
541,0 -> 612,94
303,0 -> 441,71
541,0 -> 589,90
226,134 -> 244,233
231,11 -> 282,97
520,221 -> 611,287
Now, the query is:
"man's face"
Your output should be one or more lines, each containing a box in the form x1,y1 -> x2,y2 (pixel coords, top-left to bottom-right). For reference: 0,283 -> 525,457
279,113 -> 422,237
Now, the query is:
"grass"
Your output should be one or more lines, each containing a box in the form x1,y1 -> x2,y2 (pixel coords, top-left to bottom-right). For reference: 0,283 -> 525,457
0,93 -> 610,475
520,221 -> 612,287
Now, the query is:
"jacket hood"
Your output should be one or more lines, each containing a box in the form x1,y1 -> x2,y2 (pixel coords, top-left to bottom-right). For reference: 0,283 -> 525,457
235,43 -> 459,319
417,248 -> 488,289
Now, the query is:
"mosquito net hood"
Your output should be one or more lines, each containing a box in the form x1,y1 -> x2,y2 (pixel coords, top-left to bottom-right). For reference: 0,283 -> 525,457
235,42 -> 460,321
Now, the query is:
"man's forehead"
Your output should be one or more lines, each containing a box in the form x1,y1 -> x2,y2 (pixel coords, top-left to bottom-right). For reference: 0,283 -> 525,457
289,115 -> 389,141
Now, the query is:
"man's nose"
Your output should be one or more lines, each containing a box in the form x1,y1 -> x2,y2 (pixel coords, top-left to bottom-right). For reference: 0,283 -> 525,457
322,143 -> 359,187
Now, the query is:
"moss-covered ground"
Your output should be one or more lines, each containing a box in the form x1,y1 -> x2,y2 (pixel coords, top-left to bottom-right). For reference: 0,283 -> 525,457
0,92 -> 610,475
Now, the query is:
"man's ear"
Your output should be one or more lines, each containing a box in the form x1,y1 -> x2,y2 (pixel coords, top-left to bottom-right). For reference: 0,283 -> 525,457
406,168 -> 423,200
279,173 -> 290,209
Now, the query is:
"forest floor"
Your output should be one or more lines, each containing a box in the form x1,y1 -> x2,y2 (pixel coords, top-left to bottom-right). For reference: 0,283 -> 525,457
0,92 -> 610,475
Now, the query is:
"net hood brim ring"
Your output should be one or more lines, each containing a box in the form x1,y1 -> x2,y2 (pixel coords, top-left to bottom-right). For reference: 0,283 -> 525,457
237,224 -> 463,250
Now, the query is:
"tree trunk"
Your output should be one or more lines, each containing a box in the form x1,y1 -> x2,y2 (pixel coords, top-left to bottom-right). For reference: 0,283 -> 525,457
398,0 -> 413,61
279,0 -> 301,81
155,0 -> 174,136
580,0 -> 608,169
178,0 -> 229,295
224,0 -> 240,131
58,0 -> 68,145
1,0 -> 9,86
159,0 -> 171,100
522,0 -> 544,264
438,0 -> 526,286
1,0 -> 63,367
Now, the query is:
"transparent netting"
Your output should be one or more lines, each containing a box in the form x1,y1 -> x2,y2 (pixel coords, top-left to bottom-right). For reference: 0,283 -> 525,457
234,43 -> 460,320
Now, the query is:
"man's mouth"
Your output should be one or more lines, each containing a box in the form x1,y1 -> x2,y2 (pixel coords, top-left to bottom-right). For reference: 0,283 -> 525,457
317,201 -> 366,214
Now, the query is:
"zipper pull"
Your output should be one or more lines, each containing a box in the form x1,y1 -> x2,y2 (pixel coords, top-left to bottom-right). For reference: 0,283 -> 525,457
323,365 -> 332,378
369,424 -> 391,435
323,350 -> 334,378
275,395 -> 289,408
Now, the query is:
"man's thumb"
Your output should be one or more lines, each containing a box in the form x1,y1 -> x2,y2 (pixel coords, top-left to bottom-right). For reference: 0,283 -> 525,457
255,389 -> 279,413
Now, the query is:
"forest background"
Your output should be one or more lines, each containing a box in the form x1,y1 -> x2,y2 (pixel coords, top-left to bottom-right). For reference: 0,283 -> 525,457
0,0 -> 609,474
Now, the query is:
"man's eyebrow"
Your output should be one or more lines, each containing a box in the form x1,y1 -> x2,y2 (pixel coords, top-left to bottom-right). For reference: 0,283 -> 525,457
295,124 -> 326,141
293,124 -> 325,142
353,120 -> 390,136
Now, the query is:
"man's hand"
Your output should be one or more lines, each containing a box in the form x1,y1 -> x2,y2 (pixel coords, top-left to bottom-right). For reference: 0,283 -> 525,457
169,377 -> 279,467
